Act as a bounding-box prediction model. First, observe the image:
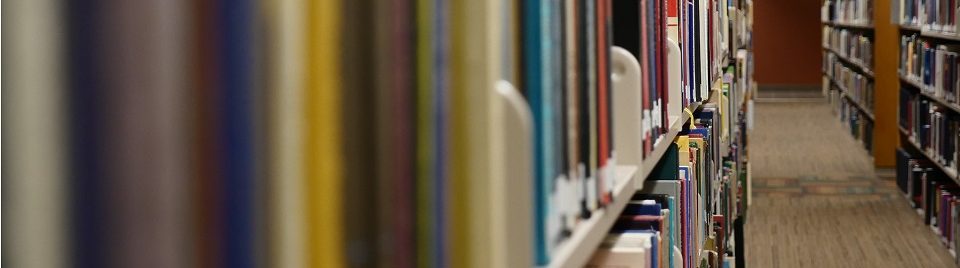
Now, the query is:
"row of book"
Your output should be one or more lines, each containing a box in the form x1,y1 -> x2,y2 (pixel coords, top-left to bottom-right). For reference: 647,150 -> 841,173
896,148 -> 960,265
609,0 -> 737,159
897,0 -> 960,34
828,87 -> 875,152
525,0 -> 618,264
826,60 -> 875,112
729,3 -> 752,51
533,0 -> 754,265
823,26 -> 874,70
900,34 -> 960,104
900,88 -> 960,172
6,0 -> 753,267
821,0 -> 874,25
588,101 -> 750,268
9,0 -> 475,266
897,5 -> 960,263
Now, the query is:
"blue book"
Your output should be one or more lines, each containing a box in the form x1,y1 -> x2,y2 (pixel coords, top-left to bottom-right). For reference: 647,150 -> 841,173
651,233 -> 659,268
433,0 -> 450,265
430,0 -> 450,267
667,197 -> 677,268
680,166 -> 692,267
923,48 -> 932,86
67,0 -> 106,266
524,0 -> 558,264
624,200 -> 664,216
221,0 -> 255,266
686,2 -> 697,102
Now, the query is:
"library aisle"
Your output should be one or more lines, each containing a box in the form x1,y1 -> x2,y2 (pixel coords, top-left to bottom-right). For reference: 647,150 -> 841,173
746,101 -> 955,267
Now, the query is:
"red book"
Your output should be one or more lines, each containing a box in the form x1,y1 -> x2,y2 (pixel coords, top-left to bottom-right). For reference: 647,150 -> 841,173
597,0 -> 612,205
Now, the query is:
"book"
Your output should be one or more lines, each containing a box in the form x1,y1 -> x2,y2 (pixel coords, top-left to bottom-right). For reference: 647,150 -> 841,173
7,0 -> 69,266
823,0 -> 873,25
266,0 -> 307,266
899,86 -> 960,172
306,0 -> 346,266
373,0 -> 416,265
98,0 -> 192,266
899,0 -> 960,34
896,150 -> 960,264
220,0 -> 258,265
588,232 -> 657,267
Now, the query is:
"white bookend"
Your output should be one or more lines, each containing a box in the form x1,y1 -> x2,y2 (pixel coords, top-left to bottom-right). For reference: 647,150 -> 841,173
611,46 -> 645,168
666,37 -> 684,127
490,80 -> 534,268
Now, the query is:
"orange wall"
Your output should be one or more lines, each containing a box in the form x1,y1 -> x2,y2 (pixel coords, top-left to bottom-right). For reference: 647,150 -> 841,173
754,0 -> 822,85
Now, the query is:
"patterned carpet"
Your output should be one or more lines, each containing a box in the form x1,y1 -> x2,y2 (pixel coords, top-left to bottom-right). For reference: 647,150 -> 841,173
745,101 -> 957,267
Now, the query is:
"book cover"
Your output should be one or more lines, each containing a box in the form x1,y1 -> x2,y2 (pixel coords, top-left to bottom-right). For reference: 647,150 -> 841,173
373,0 -> 416,265
220,0 -> 257,265
7,0 -> 69,266
305,0 -> 346,265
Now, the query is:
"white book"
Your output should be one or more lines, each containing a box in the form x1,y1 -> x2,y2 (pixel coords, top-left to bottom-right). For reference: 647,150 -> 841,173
699,0 -> 710,100
588,233 -> 655,268
7,0 -> 68,267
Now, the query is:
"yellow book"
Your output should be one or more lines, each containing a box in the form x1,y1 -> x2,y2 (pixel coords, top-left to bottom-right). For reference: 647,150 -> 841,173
449,0 -> 469,266
305,0 -> 344,267
676,136 -> 691,166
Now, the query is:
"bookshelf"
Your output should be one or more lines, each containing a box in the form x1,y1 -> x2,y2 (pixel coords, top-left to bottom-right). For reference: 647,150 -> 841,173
556,52 -> 744,266
638,101 -> 703,184
826,21 -> 876,30
822,4 -> 877,154
899,24 -> 922,31
546,0 -> 756,264
899,75 -> 960,114
550,96 -> 704,268
920,31 -> 960,42
899,24 -> 960,41
828,77 -> 876,120
823,47 -> 875,77
895,4 -> 960,181
893,0 -> 960,261
898,127 -> 960,185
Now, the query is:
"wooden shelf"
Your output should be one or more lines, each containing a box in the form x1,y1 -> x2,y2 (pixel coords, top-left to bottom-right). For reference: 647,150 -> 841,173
898,127 -> 960,185
827,76 -> 875,121
898,24 -> 960,42
898,75 -> 960,114
921,31 -> 960,42
823,47 -> 875,78
899,24 -> 922,31
825,20 -> 875,30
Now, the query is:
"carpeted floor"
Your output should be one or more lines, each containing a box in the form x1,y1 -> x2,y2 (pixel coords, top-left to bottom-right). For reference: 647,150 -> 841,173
746,100 -> 957,267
